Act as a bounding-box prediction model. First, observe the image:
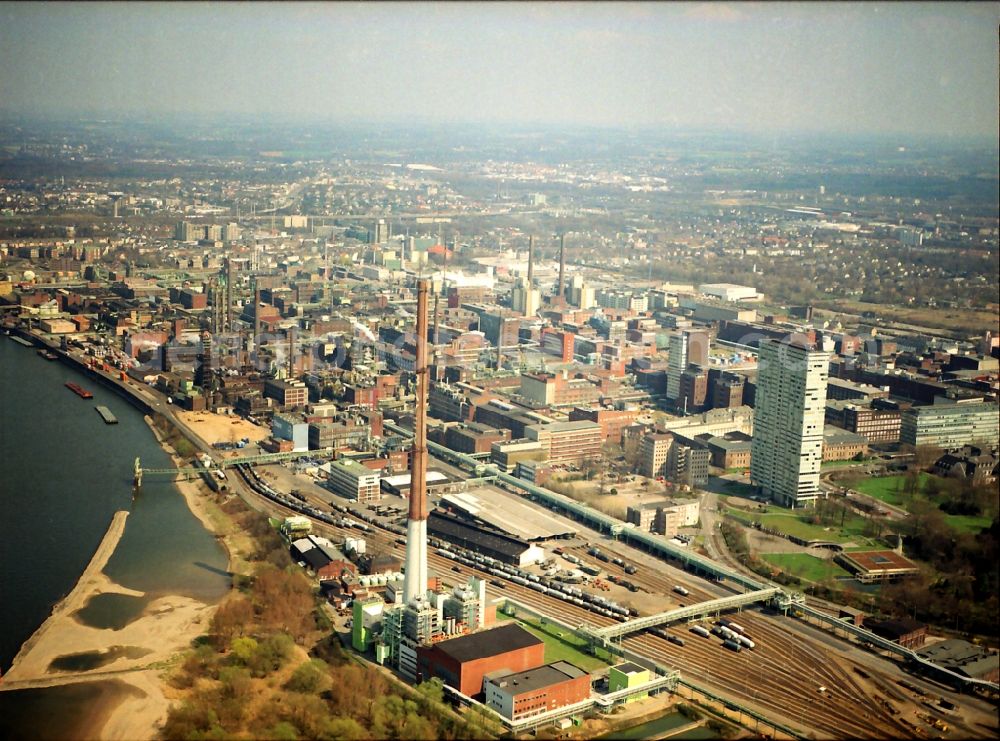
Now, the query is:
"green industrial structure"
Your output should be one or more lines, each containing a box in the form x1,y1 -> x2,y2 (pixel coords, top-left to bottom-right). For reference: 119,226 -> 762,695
608,662 -> 651,703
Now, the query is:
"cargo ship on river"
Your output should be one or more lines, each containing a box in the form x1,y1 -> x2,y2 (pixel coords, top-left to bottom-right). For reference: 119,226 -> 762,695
65,382 -> 94,399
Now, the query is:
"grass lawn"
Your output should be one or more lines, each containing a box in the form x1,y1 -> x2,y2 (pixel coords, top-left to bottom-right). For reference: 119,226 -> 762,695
724,505 -> 878,545
821,459 -> 872,469
850,473 -> 934,507
496,607 -> 611,671
849,474 -> 992,534
761,553 -> 851,583
944,514 -> 993,534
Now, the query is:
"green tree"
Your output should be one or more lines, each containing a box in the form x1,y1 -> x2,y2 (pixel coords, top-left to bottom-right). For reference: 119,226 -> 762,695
248,632 -> 294,677
218,666 -> 253,701
287,658 -> 333,695
318,717 -> 366,740
267,721 -> 299,741
162,701 -> 219,739
415,677 -> 445,705
230,636 -> 258,664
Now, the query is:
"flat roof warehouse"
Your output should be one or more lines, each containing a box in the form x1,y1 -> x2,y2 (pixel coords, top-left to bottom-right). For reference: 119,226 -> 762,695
440,488 -> 577,542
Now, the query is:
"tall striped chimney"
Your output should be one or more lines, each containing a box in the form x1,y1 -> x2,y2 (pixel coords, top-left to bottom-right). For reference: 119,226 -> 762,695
403,278 -> 431,606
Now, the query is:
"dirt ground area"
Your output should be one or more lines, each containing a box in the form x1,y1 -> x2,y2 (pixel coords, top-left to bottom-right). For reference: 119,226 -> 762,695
176,410 -> 270,447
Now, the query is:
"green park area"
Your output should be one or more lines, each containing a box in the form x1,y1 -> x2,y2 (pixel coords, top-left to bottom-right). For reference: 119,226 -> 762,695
722,500 -> 880,545
943,513 -> 994,534
850,473 -> 934,507
496,606 -> 612,671
760,553 -> 852,583
847,473 -> 992,534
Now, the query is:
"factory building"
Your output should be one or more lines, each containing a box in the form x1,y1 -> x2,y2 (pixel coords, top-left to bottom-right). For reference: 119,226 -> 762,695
416,623 -> 544,698
428,511 -> 545,566
272,414 -> 309,452
484,661 -> 590,721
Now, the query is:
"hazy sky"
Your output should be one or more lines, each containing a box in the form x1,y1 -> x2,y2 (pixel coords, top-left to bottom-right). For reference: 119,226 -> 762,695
1,2 -> 997,137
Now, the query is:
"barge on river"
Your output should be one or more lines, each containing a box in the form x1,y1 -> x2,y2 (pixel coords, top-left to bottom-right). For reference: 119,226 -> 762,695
95,405 -> 118,424
65,382 -> 94,399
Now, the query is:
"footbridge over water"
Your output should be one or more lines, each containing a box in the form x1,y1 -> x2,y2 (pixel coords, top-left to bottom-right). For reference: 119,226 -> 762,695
583,587 -> 782,642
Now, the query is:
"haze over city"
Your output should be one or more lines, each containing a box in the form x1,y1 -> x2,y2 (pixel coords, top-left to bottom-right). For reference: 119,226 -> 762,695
1,2 -> 998,138
0,3 -> 998,741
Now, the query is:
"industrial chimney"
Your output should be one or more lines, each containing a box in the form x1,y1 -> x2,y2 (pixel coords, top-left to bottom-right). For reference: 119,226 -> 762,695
403,278 -> 431,606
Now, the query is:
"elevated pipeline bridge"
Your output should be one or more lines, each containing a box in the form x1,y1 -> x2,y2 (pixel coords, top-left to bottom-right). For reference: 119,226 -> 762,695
583,588 -> 782,642
217,449 -> 338,467
133,456 -> 214,487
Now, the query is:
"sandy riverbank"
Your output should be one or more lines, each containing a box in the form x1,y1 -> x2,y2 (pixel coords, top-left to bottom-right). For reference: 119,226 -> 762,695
3,510 -> 133,682
0,501 -> 213,739
2,415 -> 239,740
89,416 -> 241,740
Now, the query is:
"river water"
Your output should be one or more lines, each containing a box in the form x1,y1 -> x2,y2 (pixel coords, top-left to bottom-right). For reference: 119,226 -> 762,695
0,336 -> 229,733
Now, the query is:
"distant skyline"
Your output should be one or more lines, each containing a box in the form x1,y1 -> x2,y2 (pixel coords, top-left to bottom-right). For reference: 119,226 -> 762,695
1,2 -> 997,139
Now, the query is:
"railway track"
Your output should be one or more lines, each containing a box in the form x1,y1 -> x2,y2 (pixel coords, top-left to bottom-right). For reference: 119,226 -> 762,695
227,464 -> 953,740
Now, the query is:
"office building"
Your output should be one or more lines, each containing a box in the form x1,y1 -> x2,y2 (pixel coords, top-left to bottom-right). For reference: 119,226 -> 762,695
667,330 -> 709,401
751,339 -> 829,508
826,403 -> 901,444
525,420 -> 603,465
900,397 -> 999,449
677,367 -> 709,414
327,458 -> 381,503
667,442 -> 710,487
626,498 -> 699,536
708,369 -> 745,410
639,433 -> 673,479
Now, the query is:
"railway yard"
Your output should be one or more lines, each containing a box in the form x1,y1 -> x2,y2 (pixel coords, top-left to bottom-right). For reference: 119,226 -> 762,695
221,457 -> 999,741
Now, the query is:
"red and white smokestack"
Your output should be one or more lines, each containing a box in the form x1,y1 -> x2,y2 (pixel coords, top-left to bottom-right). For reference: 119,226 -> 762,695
403,278 -> 431,606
